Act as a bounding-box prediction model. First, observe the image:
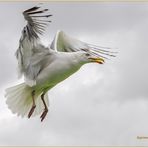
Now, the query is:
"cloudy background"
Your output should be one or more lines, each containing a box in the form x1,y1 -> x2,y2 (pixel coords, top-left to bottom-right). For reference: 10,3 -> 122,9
0,1 -> 148,146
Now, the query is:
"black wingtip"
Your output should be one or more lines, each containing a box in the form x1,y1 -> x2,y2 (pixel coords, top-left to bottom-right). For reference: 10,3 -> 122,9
23,4 -> 52,39
31,14 -> 52,18
23,6 -> 40,13
47,14 -> 52,17
44,9 -> 48,12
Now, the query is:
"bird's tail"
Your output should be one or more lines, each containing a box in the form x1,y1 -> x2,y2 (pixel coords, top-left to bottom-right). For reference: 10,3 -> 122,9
5,83 -> 49,117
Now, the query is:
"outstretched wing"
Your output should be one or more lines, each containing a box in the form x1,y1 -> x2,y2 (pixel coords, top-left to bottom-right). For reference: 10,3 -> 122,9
50,30 -> 116,60
15,5 -> 52,86
23,5 -> 52,40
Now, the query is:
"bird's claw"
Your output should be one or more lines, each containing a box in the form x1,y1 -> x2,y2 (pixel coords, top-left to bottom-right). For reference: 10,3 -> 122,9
28,105 -> 36,118
40,109 -> 48,122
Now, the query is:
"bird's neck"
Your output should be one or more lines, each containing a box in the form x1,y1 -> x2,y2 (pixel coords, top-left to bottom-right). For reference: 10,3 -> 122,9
67,53 -> 85,68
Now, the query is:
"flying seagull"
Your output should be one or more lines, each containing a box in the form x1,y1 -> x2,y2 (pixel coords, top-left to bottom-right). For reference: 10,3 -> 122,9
5,5 -> 116,122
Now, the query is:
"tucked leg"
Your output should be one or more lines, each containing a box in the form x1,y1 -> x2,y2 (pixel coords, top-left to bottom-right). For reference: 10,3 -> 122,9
28,90 -> 36,118
40,93 -> 48,122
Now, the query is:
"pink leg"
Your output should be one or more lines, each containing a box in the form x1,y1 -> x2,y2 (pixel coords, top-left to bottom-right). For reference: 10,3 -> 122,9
28,90 -> 36,118
40,93 -> 48,122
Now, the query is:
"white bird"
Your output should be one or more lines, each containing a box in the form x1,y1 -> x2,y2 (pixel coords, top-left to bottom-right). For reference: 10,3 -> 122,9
5,5 -> 116,122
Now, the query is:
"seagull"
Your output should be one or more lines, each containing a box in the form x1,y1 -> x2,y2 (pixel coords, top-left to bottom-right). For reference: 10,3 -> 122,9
5,5 -> 116,122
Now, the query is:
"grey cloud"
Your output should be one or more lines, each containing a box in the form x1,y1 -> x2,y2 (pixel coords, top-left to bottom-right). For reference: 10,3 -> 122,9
114,24 -> 148,100
0,2 -> 148,146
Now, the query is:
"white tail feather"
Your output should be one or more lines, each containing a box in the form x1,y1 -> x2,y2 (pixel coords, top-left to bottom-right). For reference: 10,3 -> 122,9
5,83 -> 49,117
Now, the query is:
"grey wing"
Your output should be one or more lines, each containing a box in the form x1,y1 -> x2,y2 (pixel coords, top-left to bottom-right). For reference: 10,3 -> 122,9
50,30 -> 116,59
16,44 -> 52,86
15,5 -> 52,86
23,45 -> 52,86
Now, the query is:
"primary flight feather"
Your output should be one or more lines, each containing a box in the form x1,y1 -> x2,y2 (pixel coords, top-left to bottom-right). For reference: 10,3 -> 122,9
5,5 -> 116,122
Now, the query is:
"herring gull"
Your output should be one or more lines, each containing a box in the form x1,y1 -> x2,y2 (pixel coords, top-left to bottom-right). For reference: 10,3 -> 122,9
5,5 -> 116,122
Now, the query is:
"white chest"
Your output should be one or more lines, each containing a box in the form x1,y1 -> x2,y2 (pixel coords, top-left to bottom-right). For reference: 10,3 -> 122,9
35,58 -> 81,89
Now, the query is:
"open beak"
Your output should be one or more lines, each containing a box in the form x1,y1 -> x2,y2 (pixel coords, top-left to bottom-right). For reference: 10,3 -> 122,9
89,57 -> 105,64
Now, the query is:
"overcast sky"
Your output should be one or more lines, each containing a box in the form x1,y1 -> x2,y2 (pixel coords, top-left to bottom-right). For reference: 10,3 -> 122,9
0,1 -> 148,146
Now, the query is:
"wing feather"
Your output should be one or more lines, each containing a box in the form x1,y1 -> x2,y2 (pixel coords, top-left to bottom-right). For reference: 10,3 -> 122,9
23,5 -> 52,39
15,5 -> 52,86
50,30 -> 117,59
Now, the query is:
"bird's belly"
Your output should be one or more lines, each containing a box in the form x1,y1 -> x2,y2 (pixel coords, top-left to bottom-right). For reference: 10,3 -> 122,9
35,61 -> 80,91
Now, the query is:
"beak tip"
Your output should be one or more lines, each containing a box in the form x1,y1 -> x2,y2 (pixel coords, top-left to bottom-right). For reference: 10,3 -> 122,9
89,57 -> 105,64
97,58 -> 105,64
99,61 -> 104,64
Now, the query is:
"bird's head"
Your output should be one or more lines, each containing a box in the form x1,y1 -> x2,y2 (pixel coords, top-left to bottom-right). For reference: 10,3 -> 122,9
75,51 -> 105,65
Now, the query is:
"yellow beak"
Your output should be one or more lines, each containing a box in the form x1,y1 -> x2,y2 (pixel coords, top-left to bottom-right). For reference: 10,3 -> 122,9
89,57 -> 105,64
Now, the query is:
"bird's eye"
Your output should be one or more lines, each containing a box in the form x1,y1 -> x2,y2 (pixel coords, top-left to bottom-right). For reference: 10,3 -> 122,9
85,53 -> 90,56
